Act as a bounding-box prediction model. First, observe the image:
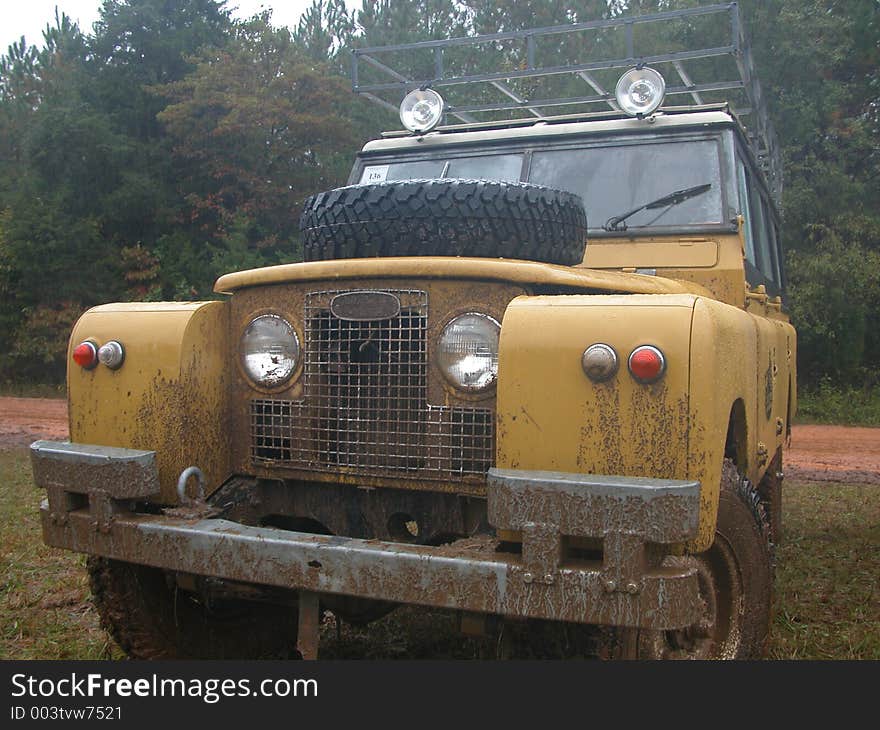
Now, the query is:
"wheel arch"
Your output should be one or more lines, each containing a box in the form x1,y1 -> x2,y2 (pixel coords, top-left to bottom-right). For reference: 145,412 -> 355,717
688,296 -> 759,551
724,398 -> 749,474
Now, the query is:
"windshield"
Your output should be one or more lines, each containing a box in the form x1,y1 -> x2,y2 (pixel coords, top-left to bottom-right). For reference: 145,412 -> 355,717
530,139 -> 723,230
361,153 -> 523,185
357,137 -> 725,232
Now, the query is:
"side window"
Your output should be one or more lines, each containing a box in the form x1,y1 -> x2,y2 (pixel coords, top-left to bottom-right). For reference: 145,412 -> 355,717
747,182 -> 774,281
736,162 -> 757,265
737,157 -> 777,284
762,197 -> 782,284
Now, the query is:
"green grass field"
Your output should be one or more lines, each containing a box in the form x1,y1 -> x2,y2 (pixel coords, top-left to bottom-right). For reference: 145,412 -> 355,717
0,383 -> 67,400
0,450 -> 122,659
2,448 -> 877,660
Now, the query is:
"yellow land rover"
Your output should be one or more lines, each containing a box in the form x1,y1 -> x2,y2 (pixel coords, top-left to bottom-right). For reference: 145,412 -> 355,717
31,4 -> 795,659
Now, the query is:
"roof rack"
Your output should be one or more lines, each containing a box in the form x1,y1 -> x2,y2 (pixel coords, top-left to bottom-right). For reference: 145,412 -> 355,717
352,2 -> 781,203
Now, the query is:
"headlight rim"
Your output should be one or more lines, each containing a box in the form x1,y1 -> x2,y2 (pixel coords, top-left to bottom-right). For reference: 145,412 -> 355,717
615,65 -> 666,117
238,311 -> 303,392
399,88 -> 445,134
436,310 -> 501,397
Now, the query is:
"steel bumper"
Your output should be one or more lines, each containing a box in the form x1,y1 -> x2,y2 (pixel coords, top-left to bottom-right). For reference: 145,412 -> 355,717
32,441 -> 703,629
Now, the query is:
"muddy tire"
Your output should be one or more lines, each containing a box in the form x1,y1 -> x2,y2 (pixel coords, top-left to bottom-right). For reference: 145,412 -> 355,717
87,558 -> 299,659
616,460 -> 773,659
299,179 -> 587,265
758,448 -> 784,545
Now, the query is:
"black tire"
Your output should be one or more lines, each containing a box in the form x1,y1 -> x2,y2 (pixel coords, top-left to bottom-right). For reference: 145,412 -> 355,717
616,460 -> 773,659
87,558 -> 299,659
299,179 -> 587,265
758,447 -> 784,546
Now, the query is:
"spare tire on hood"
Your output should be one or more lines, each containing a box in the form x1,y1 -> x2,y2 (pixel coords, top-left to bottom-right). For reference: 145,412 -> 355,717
298,178 -> 587,266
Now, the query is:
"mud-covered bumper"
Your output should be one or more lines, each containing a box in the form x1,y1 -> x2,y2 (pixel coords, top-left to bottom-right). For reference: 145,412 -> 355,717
32,440 -> 703,630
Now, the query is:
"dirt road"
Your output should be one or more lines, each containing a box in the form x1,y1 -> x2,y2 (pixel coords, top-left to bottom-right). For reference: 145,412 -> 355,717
1,396 -> 878,483
0,397 -> 69,449
785,424 -> 880,484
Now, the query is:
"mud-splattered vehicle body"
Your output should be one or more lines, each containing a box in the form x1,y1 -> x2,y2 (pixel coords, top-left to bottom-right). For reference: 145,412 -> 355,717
31,4 -> 795,659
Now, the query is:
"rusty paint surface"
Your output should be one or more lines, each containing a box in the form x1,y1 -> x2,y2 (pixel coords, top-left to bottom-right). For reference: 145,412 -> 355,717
30,441 -> 159,500
40,504 -> 701,630
67,302 -> 232,504
297,591 -> 321,660
488,469 -> 700,543
496,291 -> 794,552
488,468 -> 700,596
687,297 -> 796,546
35,448 -> 703,629
495,294 -> 694,518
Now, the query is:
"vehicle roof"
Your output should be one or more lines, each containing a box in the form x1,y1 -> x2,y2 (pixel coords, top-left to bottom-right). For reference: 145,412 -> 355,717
352,4 -> 782,204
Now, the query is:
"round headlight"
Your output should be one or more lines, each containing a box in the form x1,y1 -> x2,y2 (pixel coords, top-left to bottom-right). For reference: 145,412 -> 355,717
437,313 -> 500,393
399,88 -> 445,133
240,314 -> 300,388
615,66 -> 666,117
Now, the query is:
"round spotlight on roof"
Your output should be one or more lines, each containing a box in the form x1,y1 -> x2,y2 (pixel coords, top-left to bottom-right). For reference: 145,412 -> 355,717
615,66 -> 666,117
399,88 -> 445,134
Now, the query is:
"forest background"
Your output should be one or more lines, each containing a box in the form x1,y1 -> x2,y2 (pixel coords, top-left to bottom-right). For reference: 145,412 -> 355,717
0,0 -> 877,420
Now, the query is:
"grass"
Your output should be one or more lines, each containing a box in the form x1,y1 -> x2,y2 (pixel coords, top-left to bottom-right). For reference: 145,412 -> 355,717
1,447 -> 877,660
796,383 -> 880,427
0,382 -> 66,400
0,450 -> 122,660
769,481 -> 880,659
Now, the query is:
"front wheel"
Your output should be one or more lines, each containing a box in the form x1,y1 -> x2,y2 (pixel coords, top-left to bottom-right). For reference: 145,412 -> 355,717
616,460 -> 773,659
88,558 -> 299,659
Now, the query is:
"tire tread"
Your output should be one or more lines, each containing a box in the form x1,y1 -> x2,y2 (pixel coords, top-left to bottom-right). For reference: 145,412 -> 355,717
299,179 -> 587,265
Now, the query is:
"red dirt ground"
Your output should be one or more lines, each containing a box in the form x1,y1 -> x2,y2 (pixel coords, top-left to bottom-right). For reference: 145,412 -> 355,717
1,397 -> 878,483
0,397 -> 69,450
784,424 -> 880,485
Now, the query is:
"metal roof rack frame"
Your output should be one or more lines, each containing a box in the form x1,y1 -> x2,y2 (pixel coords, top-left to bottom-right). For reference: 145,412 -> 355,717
352,2 -> 781,203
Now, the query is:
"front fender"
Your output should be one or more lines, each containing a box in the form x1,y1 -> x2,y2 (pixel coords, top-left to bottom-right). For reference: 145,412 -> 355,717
496,294 -> 715,549
67,301 -> 231,504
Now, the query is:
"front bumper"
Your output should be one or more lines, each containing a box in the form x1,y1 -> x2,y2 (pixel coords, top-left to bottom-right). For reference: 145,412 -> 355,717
32,440 -> 703,630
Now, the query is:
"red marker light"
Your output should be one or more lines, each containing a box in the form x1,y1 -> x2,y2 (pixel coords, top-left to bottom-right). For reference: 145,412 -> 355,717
628,345 -> 666,383
73,341 -> 98,369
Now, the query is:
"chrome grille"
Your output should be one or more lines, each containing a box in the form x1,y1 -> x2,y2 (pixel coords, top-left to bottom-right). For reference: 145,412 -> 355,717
250,289 -> 494,480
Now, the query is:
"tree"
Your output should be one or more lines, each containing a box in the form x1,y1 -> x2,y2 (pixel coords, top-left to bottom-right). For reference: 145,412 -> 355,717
156,13 -> 356,285
88,0 -> 233,139
293,0 -> 357,66
0,1 -> 237,378
0,0 -> 877,385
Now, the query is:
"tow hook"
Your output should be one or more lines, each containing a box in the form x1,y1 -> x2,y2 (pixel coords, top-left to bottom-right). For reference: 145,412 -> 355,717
176,466 -> 206,504
164,466 -> 217,520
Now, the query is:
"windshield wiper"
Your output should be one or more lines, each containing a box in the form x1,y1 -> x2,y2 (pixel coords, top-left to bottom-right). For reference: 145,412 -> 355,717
602,183 -> 712,232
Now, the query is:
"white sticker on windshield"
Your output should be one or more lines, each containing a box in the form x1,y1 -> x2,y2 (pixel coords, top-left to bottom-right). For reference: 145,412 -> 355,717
361,165 -> 389,183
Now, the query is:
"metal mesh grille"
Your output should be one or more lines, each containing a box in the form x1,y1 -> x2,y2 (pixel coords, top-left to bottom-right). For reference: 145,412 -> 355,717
250,289 -> 494,480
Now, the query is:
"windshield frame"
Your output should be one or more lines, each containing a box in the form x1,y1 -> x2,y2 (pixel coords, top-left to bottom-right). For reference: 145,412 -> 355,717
349,124 -> 740,239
